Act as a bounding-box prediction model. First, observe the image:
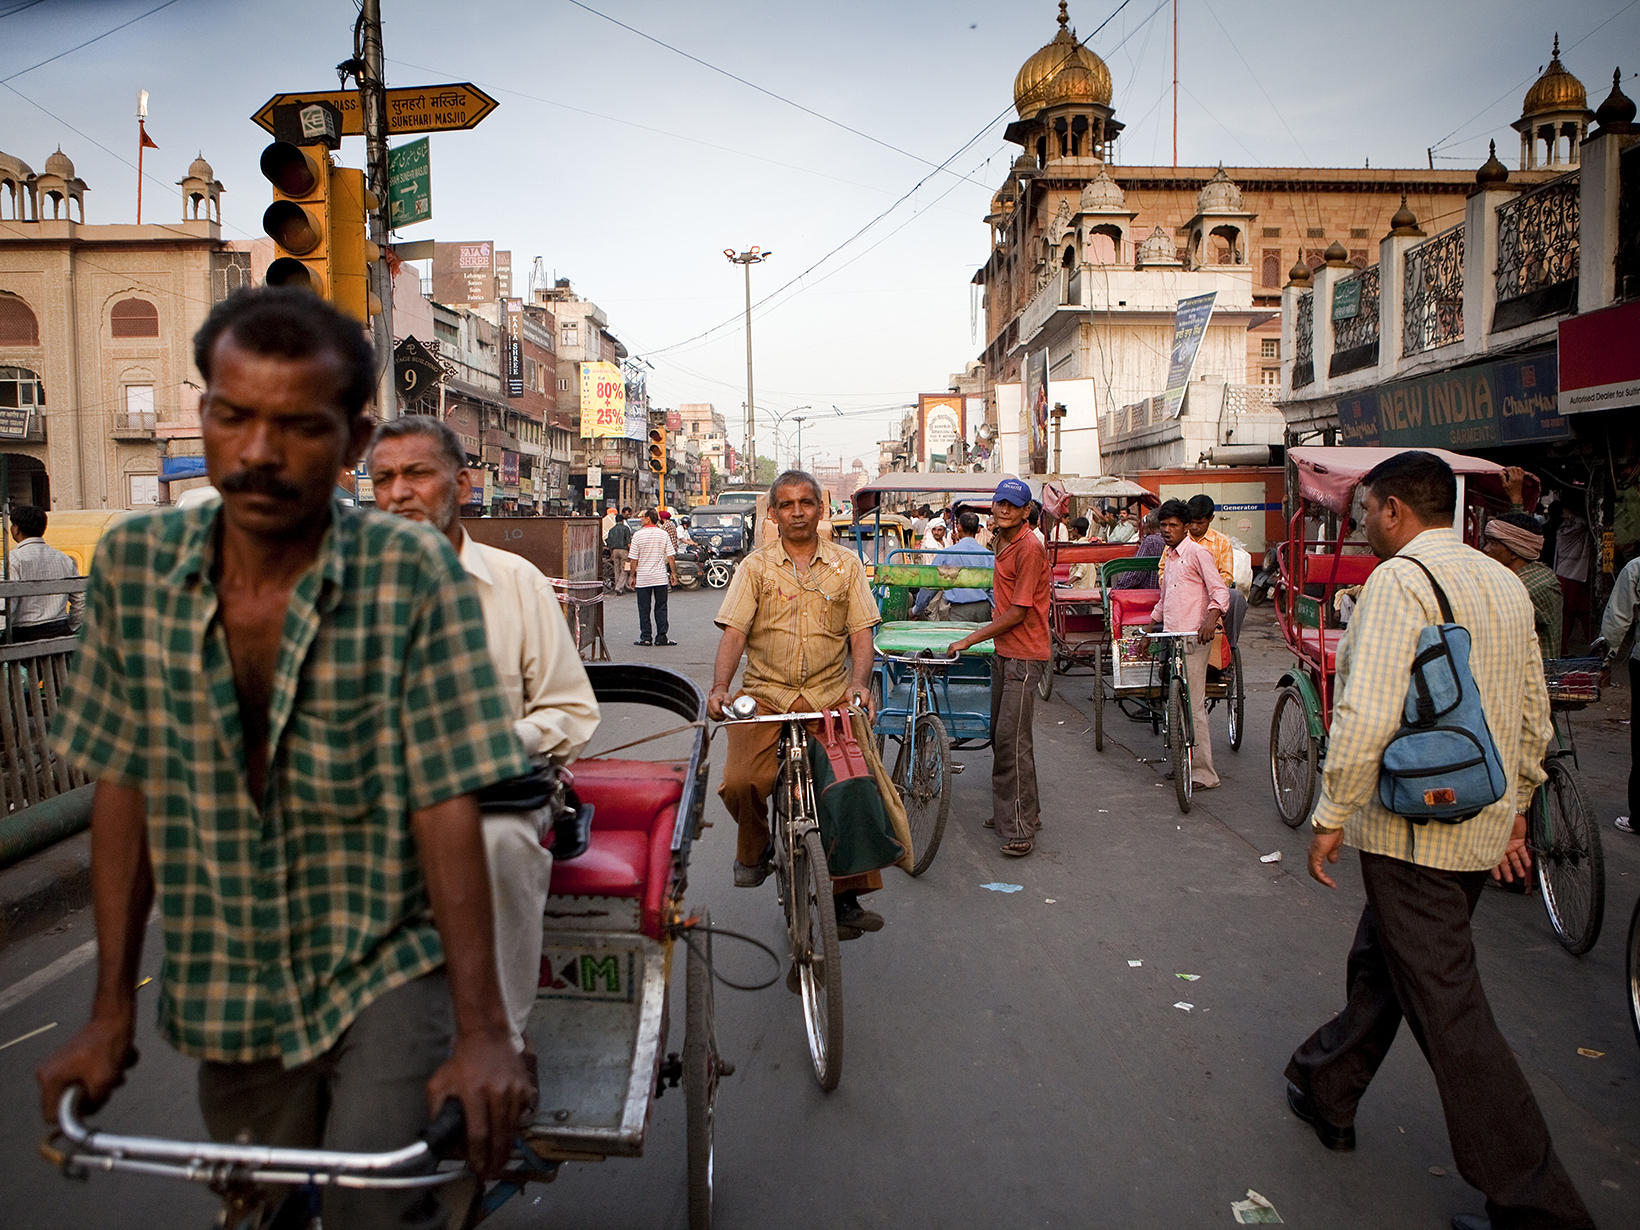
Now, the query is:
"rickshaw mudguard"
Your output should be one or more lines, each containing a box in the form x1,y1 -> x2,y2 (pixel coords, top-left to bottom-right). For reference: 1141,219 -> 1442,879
1276,668 -> 1327,742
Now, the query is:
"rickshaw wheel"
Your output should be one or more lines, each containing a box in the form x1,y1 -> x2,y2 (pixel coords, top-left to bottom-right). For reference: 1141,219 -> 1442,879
1270,685 -> 1318,827
1092,644 -> 1105,753
1037,659 -> 1054,701
1227,647 -> 1246,752
1532,760 -> 1605,956
1168,678 -> 1192,814
686,911 -> 719,1230
794,829 -> 844,1092
897,715 -> 951,876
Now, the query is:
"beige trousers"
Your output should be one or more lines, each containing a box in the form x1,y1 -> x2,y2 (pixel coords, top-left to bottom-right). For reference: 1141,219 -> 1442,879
482,812 -> 554,1050
1183,642 -> 1219,788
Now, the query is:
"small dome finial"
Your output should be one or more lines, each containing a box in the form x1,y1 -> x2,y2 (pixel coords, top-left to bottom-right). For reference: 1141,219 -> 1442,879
1553,32 -> 1560,60
1058,0 -> 1069,32
1596,66 -> 1637,130
1388,194 -> 1424,237
1476,139 -> 1510,185
1323,240 -> 1350,267
1287,255 -> 1312,287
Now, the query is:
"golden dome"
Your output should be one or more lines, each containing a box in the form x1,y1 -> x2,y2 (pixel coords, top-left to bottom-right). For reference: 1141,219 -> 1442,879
1014,2 -> 1113,119
1522,35 -> 1588,117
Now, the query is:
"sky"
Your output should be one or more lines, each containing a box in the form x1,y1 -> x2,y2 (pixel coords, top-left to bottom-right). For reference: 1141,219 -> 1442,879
4,0 -> 1637,471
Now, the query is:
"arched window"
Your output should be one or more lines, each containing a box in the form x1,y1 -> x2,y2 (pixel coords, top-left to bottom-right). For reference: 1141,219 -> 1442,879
111,298 -> 159,338
0,295 -> 39,345
1087,225 -> 1121,265
1262,249 -> 1282,288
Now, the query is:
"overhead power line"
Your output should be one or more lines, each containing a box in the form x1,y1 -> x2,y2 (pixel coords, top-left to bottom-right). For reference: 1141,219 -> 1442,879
1,0 -> 182,84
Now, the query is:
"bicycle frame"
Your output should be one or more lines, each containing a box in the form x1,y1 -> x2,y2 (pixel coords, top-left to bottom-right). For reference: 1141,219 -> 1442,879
876,652 -> 959,748
1147,631 -> 1198,752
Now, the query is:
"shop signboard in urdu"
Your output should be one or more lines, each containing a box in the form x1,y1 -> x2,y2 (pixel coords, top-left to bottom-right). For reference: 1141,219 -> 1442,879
1557,298 -> 1640,415
1335,350 -> 1569,449
579,361 -> 626,438
1331,278 -> 1361,321
1162,292 -> 1217,419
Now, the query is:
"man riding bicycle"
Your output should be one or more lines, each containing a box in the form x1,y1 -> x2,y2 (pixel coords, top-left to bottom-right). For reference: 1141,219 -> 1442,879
707,470 -> 889,939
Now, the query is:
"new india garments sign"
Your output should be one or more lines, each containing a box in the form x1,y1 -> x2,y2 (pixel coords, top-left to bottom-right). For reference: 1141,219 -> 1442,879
1335,351 -> 1569,449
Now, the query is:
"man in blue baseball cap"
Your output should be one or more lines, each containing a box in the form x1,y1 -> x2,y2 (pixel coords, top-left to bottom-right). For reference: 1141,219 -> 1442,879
948,477 -> 1052,856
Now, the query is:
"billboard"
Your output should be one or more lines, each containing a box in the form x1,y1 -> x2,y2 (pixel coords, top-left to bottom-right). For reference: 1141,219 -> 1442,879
1024,349 -> 1049,474
496,250 -> 512,299
1558,298 -> 1640,415
918,393 -> 964,469
1162,292 -> 1217,418
431,241 -> 495,304
579,361 -> 626,438
1335,350 -> 1568,449
504,298 -> 524,397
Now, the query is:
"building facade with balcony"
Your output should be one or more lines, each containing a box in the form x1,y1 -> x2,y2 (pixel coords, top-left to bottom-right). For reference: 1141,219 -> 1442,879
970,5 -> 1550,477
0,147 -> 241,510
1278,62 -> 1640,583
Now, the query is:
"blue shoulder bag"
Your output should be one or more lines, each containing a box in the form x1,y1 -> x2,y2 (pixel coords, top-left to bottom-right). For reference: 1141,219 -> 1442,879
1377,557 -> 1508,824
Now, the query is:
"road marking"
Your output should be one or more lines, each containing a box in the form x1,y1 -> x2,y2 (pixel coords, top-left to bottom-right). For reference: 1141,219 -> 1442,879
0,1021 -> 57,1051
0,938 -> 96,1017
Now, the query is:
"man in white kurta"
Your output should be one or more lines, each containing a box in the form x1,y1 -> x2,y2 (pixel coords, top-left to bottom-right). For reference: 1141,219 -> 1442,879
369,418 -> 601,1055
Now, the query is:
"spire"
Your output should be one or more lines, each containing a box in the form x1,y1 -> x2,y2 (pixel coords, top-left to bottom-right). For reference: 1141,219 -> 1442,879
1057,0 -> 1069,32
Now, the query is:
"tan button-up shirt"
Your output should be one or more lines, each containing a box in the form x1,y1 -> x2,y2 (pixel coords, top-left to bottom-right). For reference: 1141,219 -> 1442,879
714,536 -> 880,713
460,530 -> 601,762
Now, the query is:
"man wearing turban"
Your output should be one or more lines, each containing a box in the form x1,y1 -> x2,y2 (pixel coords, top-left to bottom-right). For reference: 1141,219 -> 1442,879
1483,512 -> 1562,662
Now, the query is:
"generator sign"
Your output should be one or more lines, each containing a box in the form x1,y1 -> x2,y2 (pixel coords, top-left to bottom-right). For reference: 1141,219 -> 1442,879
579,361 -> 626,438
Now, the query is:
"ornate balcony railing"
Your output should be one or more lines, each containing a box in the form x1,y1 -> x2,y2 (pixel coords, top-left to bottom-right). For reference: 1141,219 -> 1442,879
1403,224 -> 1465,356
1329,264 -> 1380,378
1292,291 -> 1315,389
1494,171 -> 1580,329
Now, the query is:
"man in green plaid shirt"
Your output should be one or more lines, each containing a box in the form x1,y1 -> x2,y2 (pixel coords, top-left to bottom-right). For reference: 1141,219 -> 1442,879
37,289 -> 533,1229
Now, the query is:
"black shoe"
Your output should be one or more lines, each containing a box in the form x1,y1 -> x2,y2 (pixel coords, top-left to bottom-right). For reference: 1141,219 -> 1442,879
835,891 -> 883,936
733,855 -> 772,888
1451,1217 -> 1491,1230
655,637 -> 676,646
634,638 -> 652,646
1286,1080 -> 1355,1151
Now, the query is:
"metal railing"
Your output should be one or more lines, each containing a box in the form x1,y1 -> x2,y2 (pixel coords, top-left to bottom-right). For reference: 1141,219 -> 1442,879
1331,265 -> 1380,354
0,578 -> 86,811
1496,171 -> 1580,304
1292,291 -> 1315,388
1403,223 -> 1465,355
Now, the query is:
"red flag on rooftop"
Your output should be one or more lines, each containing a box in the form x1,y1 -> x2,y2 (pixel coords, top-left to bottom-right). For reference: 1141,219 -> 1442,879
139,121 -> 158,150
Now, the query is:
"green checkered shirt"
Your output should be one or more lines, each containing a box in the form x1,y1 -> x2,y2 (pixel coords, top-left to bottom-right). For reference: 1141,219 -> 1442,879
51,503 -> 529,1066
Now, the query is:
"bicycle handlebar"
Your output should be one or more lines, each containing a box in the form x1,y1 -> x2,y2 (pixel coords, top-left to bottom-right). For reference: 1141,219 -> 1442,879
51,1087 -> 465,1190
876,650 -> 961,666
715,710 -> 838,725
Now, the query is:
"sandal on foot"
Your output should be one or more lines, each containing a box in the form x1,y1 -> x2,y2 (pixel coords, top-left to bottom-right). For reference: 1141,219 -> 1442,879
983,818 -> 995,829
1001,839 -> 1034,857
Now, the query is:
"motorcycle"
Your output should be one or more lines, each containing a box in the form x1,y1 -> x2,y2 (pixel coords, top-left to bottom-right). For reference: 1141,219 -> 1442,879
1247,551 -> 1278,606
674,541 -> 705,591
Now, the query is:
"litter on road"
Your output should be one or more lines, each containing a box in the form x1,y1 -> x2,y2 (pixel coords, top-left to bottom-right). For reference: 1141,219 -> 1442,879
1577,1047 -> 1605,1058
0,1021 -> 57,1052
1044,898 -> 1057,904
1230,1190 -> 1283,1224
1127,960 -> 1143,967
1429,1166 -> 1447,1177
981,883 -> 1024,893
1177,974 -> 1200,981
1260,851 -> 1282,864
1173,1001 -> 1194,1011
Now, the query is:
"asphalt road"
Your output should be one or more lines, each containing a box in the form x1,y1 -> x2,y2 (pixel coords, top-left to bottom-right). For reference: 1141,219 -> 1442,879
2,584 -> 1636,1229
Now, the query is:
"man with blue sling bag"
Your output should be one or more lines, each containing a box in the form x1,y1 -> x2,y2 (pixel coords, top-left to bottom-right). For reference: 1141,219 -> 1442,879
1283,451 -> 1593,1230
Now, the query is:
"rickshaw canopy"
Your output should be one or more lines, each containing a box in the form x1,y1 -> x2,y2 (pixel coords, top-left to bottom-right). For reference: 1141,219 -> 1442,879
1288,446 -> 1538,517
851,472 -> 1023,518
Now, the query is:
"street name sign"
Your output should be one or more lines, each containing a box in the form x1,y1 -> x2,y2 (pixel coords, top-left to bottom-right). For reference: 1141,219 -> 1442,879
388,138 -> 431,226
253,84 -> 499,137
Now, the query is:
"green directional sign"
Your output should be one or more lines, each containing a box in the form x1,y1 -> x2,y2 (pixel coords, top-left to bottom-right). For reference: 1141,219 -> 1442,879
388,138 -> 431,227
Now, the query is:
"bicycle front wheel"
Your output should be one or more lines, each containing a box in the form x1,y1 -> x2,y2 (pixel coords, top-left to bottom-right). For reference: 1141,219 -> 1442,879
685,912 -> 720,1230
1532,759 -> 1606,955
1627,897 -> 1640,1051
792,828 -> 844,1091
1270,685 -> 1318,827
1227,646 -> 1245,752
897,714 -> 951,876
1168,677 -> 1192,814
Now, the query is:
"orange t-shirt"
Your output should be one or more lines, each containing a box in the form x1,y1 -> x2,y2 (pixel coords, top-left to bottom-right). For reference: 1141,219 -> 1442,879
991,529 -> 1052,661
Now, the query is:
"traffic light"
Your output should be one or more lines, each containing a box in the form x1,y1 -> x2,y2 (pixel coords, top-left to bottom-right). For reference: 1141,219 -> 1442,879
647,426 -> 667,475
259,141 -> 381,324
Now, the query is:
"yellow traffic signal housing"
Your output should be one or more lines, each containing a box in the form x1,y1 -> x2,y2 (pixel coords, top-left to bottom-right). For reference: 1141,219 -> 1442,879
647,427 -> 667,475
260,142 -> 381,324
261,142 -> 331,297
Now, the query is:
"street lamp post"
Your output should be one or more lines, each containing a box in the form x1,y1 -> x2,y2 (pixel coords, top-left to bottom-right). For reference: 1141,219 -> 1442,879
724,246 -> 771,484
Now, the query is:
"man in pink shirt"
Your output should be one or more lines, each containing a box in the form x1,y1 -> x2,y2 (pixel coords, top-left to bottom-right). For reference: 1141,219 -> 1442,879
1147,499 -> 1229,789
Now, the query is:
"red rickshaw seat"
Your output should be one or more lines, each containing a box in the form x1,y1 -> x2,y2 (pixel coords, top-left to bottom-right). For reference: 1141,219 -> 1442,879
1053,587 -> 1102,604
1295,625 -> 1347,672
545,758 -> 688,939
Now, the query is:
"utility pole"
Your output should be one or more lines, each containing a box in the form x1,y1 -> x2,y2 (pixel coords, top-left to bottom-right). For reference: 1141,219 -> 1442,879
1172,0 -> 1178,168
793,415 -> 806,472
1051,402 -> 1067,475
359,0 -> 397,419
725,247 -> 770,484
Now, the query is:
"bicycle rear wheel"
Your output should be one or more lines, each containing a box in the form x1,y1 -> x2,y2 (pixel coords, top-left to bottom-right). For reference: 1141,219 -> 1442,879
792,828 -> 843,1091
1531,759 -> 1605,955
685,912 -> 720,1230
1168,677 -> 1192,814
1270,685 -> 1317,828
1227,646 -> 1245,752
1627,897 -> 1640,1051
897,714 -> 951,876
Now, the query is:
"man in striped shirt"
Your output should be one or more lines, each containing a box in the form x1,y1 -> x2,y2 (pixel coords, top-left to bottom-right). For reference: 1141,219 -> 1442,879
1285,451 -> 1591,1230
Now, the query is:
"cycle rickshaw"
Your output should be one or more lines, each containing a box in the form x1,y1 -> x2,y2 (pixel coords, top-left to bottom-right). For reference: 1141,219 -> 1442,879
1090,555 -> 1245,812
46,664 -> 729,1230
1268,447 -> 1603,954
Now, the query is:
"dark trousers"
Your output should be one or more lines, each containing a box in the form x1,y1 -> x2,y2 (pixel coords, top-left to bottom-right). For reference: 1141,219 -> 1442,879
991,657 -> 1044,842
197,972 -> 454,1230
636,584 -> 668,641
9,617 -> 72,642
1629,659 -> 1640,820
1287,853 -> 1594,1229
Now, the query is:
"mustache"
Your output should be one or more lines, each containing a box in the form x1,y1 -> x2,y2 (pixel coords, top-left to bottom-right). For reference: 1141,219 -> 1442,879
219,470 -> 302,500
